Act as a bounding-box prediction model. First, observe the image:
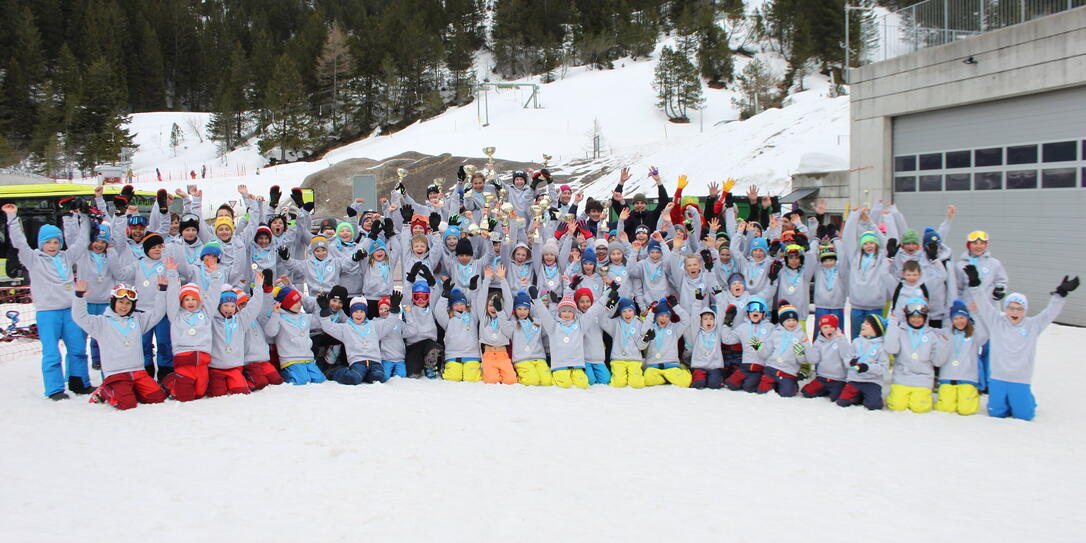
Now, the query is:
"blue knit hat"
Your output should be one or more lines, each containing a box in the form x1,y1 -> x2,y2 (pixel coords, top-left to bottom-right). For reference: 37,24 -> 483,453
513,291 -> 532,309
728,272 -> 745,285
445,225 -> 461,240
349,296 -> 367,314
617,297 -> 635,312
93,222 -> 111,242
200,242 -> 222,260
449,288 -> 468,306
653,297 -> 670,316
412,280 -> 431,294
37,224 -> 63,247
949,299 -> 970,320
219,286 -> 238,305
750,237 -> 768,254
923,227 -> 940,247
647,239 -> 662,253
371,238 -> 387,254
582,247 -> 596,264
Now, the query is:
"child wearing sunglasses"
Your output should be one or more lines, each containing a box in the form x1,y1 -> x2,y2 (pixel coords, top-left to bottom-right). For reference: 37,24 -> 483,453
884,298 -> 948,414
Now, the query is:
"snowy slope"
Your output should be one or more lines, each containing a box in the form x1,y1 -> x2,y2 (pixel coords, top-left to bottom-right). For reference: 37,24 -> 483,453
1,321 -> 1084,542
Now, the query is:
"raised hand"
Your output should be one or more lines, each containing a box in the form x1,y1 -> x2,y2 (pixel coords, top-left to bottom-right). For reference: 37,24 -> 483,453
74,279 -> 88,295
164,257 -> 178,271
707,181 -> 719,198
1054,276 -> 1079,297
723,305 -> 737,327
2,203 -> 17,215
619,167 -> 631,184
496,264 -> 506,279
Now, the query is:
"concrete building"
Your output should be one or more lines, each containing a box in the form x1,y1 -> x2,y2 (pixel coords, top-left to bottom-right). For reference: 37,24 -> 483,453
849,5 -> 1086,325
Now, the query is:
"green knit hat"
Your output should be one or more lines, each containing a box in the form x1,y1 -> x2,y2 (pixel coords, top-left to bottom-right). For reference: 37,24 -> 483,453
901,229 -> 920,246
336,221 -> 356,238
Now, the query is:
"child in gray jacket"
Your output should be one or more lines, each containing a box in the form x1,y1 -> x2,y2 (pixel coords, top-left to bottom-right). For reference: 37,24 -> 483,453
265,286 -> 326,385
836,315 -> 890,410
642,296 -> 692,388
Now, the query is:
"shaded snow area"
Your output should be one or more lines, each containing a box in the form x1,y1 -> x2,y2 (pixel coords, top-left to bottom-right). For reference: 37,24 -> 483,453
1,322 -> 1083,542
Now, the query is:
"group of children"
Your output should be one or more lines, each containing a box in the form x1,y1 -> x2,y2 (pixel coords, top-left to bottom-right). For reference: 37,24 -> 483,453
9,168 -> 1078,420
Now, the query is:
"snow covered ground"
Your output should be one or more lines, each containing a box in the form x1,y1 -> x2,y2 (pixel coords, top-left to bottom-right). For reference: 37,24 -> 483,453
2,321 -> 1084,542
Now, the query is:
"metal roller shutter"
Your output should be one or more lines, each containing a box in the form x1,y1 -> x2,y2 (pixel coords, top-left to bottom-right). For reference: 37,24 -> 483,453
891,86 -> 1086,326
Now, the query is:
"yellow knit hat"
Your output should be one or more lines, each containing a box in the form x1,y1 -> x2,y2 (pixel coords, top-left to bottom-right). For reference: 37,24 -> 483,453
213,216 -> 234,232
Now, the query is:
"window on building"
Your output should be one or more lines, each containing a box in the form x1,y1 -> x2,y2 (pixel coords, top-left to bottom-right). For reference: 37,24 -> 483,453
1041,168 -> 1076,188
894,156 -> 916,172
894,176 -> 916,192
1042,141 -> 1076,162
945,173 -> 970,191
1007,144 -> 1038,165
974,172 -> 1002,190
918,175 -> 942,191
1006,170 -> 1037,189
975,147 -> 1002,167
918,153 -> 942,170
945,150 -> 971,169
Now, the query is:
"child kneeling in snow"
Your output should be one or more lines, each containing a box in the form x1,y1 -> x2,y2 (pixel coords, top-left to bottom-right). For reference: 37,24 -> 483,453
884,298 -> 948,414
836,315 -> 889,410
642,296 -> 692,388
801,314 -> 851,401
240,278 -> 285,390
686,308 -> 727,389
755,303 -> 815,397
208,275 -> 264,396
320,295 -> 401,384
535,290 -> 607,389
73,278 -> 168,410
436,280 -> 483,382
964,266 -> 1079,421
934,300 -> 986,415
265,286 -> 326,385
164,259 -> 216,401
722,297 -> 774,392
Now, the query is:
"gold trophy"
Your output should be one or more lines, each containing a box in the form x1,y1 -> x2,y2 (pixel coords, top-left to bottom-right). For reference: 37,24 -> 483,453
483,147 -> 496,180
542,154 -> 552,169
529,204 -> 545,243
463,164 -> 477,179
498,187 -> 509,203
483,191 -> 497,210
396,168 -> 408,182
433,177 -> 445,192
467,223 -> 480,236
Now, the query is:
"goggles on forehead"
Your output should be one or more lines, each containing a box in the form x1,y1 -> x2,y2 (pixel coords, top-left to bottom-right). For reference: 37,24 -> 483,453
967,230 -> 989,243
904,303 -> 929,316
127,215 -> 148,227
111,284 -> 139,301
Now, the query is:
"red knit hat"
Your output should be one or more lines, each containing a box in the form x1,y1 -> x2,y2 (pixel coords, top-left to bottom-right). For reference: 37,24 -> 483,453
378,296 -> 391,308
233,288 -> 250,306
818,314 -> 839,329
178,283 -> 201,304
574,287 -> 593,304
410,215 -> 429,233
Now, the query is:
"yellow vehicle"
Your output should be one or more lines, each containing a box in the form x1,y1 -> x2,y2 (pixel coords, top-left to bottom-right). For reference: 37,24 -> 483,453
0,183 -> 156,282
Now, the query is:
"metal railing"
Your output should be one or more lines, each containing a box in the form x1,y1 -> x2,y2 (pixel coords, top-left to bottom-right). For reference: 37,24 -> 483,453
860,0 -> 1085,65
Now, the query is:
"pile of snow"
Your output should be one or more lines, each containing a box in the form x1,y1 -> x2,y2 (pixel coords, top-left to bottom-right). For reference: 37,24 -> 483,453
1,321 -> 1084,541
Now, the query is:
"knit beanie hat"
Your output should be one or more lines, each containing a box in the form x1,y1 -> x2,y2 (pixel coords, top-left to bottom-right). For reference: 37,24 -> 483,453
617,297 -> 635,312
142,232 -> 164,253
233,288 -> 250,306
653,297 -> 671,316
93,222 -> 111,242
445,225 -> 461,240
632,193 -> 647,204
371,238 -> 388,254
219,285 -> 238,305
923,227 -> 940,247
255,225 -> 273,242
901,229 -> 920,246
777,304 -> 799,322
329,285 -> 350,310
728,272 -> 746,285
750,237 -> 769,254
410,215 -> 429,233
349,296 -> 368,314
635,224 -> 651,236
513,291 -> 532,309
647,239 -> 662,253
449,288 -> 468,306
557,296 -> 577,313
179,213 -> 200,232
581,247 -> 596,264
178,283 -> 201,304
818,314 -> 839,329
949,299 -> 970,321
574,287 -> 594,304
412,280 -> 431,294
200,242 -> 222,260
541,238 -> 560,257
336,221 -> 356,239
273,286 -> 302,310
37,224 -> 63,247
213,216 -> 234,233
1004,292 -> 1028,312
818,242 -> 837,261
309,235 -> 330,250
865,314 -> 887,337
318,217 -> 337,233
607,240 -> 624,256
455,237 -> 473,257
859,231 -> 880,247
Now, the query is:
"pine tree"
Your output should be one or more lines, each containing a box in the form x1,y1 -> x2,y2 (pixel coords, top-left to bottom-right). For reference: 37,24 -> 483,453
259,53 -> 315,162
131,19 -> 167,111
315,21 -> 353,135
695,5 -> 734,87
169,123 -> 184,156
1,6 -> 46,142
731,58 -> 783,119
444,0 -> 484,104
653,46 -> 703,122
208,42 -> 250,154
70,57 -> 134,172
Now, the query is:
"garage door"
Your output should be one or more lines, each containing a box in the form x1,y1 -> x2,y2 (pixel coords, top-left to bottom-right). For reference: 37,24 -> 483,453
891,85 -> 1086,326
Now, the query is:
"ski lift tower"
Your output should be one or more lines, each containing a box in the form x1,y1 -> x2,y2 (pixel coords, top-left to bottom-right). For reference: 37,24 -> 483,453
475,82 -> 542,127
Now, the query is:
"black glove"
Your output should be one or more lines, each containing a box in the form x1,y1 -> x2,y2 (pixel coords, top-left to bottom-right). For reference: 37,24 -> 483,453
448,214 -> 460,226
768,260 -> 784,282
262,269 -> 273,289
457,165 -> 467,182
1054,276 -> 1080,297
700,249 -> 714,271
724,192 -> 734,209
569,275 -> 583,290
352,249 -> 367,262
390,290 -> 403,313
346,206 -> 358,218
302,200 -> 314,212
468,275 -> 479,290
407,261 -> 423,283
368,220 -> 382,240
531,171 -> 545,190
540,168 -> 551,181
853,361 -> 869,373
112,194 -> 128,213
316,293 -> 330,311
492,296 -> 503,312
383,218 -> 395,237
642,329 -> 656,342
487,217 -> 498,231
269,185 -> 282,208
694,288 -> 705,300
419,265 -> 436,286
120,184 -> 134,202
723,305 -> 738,327
925,241 -> 939,261
769,240 -> 782,257
963,264 -> 981,288
793,232 -> 809,251
78,198 -> 91,215
278,247 -> 290,260
290,188 -> 304,208
528,286 -> 539,300
400,204 -> 413,223
429,212 -> 441,231
441,278 -> 453,299
666,294 -> 679,308
992,286 -> 1006,301
155,189 -> 168,213
606,289 -> 619,309
711,285 -> 725,295
886,238 -> 899,259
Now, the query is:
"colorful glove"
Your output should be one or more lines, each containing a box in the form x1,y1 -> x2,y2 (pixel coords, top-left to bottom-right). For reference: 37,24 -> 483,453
768,260 -> 783,282
792,342 -> 805,356
749,336 -> 762,351
677,175 -> 688,189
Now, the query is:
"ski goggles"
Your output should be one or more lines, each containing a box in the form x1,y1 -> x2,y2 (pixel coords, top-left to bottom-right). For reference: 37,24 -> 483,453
412,292 -> 430,303
111,284 -> 139,301
746,301 -> 767,313
127,215 -> 148,227
966,230 -> 989,243
903,302 -> 929,316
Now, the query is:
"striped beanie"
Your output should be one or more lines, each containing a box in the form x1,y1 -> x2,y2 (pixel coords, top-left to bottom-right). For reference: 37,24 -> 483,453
350,296 -> 368,314
219,285 -> 238,305
777,304 -> 799,321
557,296 -> 577,313
178,283 -> 201,304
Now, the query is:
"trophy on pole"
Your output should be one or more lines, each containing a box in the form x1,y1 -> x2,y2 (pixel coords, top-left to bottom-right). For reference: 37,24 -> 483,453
483,147 -> 496,180
395,167 -> 409,195
529,204 -> 545,243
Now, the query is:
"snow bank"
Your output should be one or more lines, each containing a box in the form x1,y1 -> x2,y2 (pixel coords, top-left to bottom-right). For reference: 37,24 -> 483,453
1,321 -> 1083,542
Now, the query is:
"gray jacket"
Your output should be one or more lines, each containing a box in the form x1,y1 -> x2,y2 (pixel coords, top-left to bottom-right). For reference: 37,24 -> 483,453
434,295 -> 481,360
970,287 -> 1066,384
603,316 -> 651,362
757,326 -> 815,375
642,305 -> 691,366
210,289 -> 264,369
535,296 -> 606,369
321,314 -> 399,364
264,308 -> 316,365
884,319 -> 949,389
846,336 -> 889,384
72,288 -> 166,377
166,269 -> 219,355
7,214 -> 76,310
813,335 -> 852,380
937,324 -> 988,383
685,319 -> 726,370
63,214 -> 121,304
